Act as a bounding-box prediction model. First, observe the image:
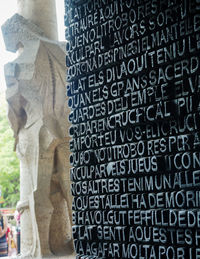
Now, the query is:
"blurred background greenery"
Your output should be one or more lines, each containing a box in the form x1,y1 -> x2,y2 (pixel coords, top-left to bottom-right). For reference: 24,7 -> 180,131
0,92 -> 20,208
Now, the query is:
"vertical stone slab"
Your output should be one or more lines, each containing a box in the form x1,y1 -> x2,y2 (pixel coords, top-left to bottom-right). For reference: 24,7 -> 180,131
66,0 -> 200,258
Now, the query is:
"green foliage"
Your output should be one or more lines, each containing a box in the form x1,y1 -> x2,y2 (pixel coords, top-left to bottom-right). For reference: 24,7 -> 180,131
0,93 -> 19,208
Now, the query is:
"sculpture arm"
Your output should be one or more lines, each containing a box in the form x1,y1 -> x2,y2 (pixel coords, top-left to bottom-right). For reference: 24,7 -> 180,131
17,200 -> 29,214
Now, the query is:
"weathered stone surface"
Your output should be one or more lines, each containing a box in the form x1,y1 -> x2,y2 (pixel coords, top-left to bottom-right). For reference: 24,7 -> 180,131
17,0 -> 58,40
2,14 -> 73,258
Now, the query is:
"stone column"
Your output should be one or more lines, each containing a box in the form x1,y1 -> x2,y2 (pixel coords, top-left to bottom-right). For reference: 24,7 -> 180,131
2,1 -> 73,258
17,0 -> 58,40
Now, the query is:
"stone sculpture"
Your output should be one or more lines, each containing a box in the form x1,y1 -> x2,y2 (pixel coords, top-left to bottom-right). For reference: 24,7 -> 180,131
2,14 -> 73,258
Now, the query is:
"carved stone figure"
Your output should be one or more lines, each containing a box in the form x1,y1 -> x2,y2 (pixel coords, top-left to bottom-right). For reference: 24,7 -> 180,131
2,13 -> 73,258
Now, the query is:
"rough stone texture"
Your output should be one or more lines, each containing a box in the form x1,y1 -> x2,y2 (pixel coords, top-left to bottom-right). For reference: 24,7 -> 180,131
2,14 -> 73,258
17,0 -> 58,40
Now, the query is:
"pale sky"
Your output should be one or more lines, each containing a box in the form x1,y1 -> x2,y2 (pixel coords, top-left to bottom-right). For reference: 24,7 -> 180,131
0,0 -> 65,94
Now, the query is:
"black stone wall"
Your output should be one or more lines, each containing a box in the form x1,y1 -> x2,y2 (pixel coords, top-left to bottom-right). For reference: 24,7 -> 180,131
65,0 -> 200,258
